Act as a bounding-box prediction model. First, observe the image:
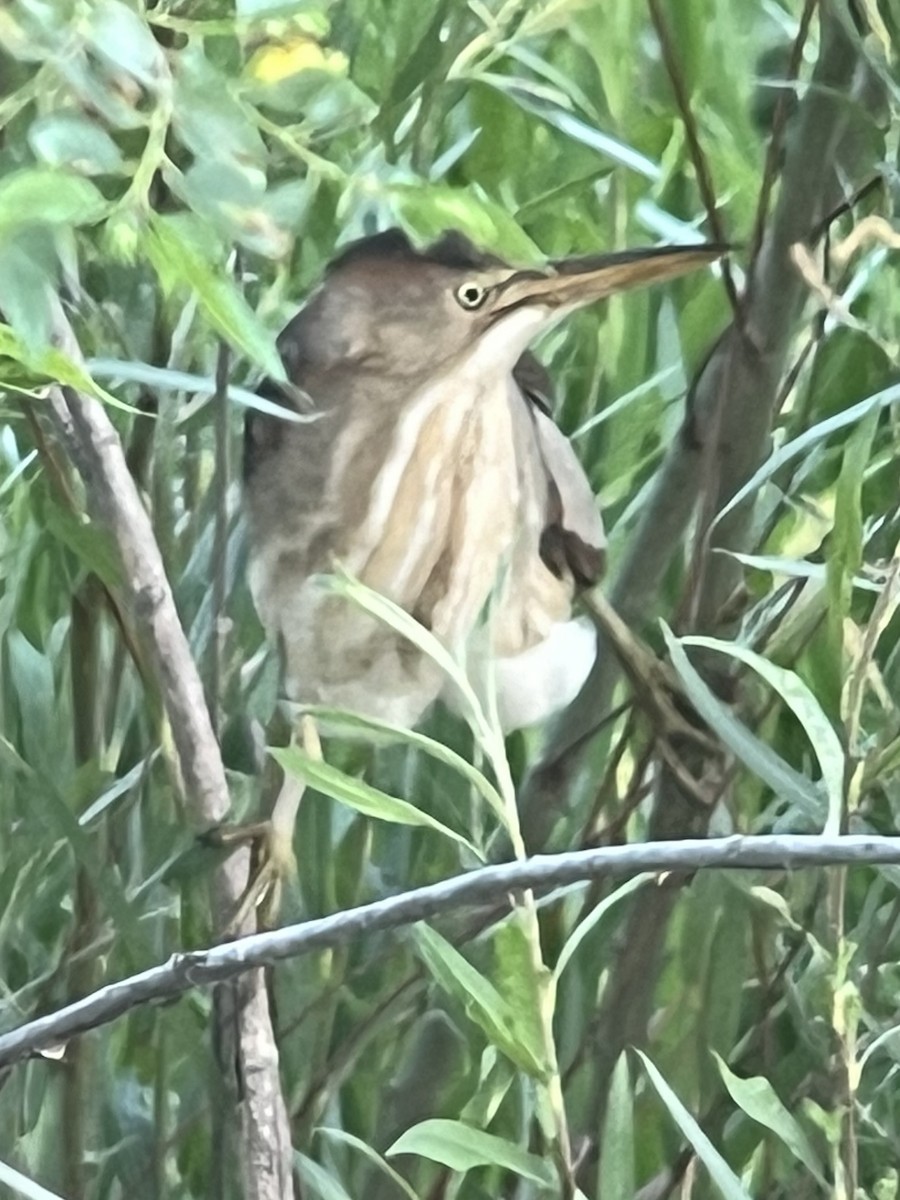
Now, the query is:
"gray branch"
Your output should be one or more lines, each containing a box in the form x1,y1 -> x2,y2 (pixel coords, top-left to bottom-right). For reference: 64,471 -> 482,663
1,834 -> 898,1068
42,304 -> 293,1200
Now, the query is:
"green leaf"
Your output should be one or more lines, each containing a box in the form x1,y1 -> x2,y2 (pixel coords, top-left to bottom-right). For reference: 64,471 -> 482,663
662,626 -> 824,822
0,240 -> 54,349
554,874 -> 650,981
0,1158 -> 66,1200
143,215 -> 285,380
493,915 -> 550,1074
315,1128 -> 419,1200
42,504 -> 123,590
387,1119 -> 555,1188
293,1153 -> 353,1200
480,83 -> 661,179
272,747 -> 479,856
713,381 -> 900,530
680,636 -> 845,835
637,1051 -> 753,1200
6,630 -> 56,769
719,550 -> 882,592
826,408 -> 878,700
713,1054 -> 827,1185
598,1053 -> 635,1200
390,183 -> 543,263
86,0 -> 167,90
299,705 -> 506,823
28,112 -> 124,174
0,168 -> 107,238
413,924 -> 546,1076
323,571 -> 491,742
0,323 -> 137,412
85,357 -> 309,423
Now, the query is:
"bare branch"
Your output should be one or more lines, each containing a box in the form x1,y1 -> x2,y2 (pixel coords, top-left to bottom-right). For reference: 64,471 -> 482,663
41,300 -> 293,1199
1,835 -> 898,1069
749,0 -> 820,263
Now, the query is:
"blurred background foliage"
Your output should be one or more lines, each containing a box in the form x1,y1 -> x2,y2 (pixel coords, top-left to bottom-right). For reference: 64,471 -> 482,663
0,0 -> 899,1197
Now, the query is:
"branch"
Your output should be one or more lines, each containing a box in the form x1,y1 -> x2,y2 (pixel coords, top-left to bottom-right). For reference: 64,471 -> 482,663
1,835 -> 898,1068
522,0 -> 881,841
521,2 -> 885,1146
646,0 -> 742,316
41,301 -> 293,1199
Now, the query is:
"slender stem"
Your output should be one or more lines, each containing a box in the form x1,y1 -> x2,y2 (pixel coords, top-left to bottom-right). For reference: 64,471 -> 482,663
207,340 -> 231,735
646,0 -> 741,317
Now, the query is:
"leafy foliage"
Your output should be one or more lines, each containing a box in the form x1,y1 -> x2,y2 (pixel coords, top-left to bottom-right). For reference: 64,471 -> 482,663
0,1 -> 899,1198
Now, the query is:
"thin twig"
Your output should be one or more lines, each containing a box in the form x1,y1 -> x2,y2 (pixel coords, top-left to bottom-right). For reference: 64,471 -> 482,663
646,0 -> 741,317
207,339 -> 231,737
1,834 -> 900,1069
750,0 -> 821,264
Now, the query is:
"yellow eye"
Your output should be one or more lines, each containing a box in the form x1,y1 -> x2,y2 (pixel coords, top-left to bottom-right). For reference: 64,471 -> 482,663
455,281 -> 489,310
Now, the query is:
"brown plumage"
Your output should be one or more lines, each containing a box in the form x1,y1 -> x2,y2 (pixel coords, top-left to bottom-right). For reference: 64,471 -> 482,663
244,229 -> 722,730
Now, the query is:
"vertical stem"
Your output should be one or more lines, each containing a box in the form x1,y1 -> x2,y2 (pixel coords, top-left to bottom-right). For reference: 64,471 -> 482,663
64,577 -> 104,1199
828,868 -> 858,1199
487,731 -> 574,1192
207,340 -> 231,734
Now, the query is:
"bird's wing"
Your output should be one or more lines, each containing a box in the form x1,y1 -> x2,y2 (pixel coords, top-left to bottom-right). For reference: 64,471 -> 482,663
514,352 -> 606,589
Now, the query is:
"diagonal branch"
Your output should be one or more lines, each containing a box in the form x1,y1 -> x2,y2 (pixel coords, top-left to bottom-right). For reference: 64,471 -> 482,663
1,834 -> 899,1069
41,302 -> 293,1200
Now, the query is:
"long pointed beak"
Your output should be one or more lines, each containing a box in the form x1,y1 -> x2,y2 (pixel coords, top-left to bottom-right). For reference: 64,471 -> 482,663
496,243 -> 729,314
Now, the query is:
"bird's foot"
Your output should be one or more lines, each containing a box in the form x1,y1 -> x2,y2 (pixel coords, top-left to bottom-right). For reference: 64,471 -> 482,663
210,716 -> 321,931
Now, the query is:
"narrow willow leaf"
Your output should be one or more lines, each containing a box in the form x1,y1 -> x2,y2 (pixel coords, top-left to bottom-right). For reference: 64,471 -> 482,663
858,1022 -> 900,1073
29,112 -> 124,174
0,1159 -> 66,1200
599,1053 -> 635,1200
144,216 -> 285,380
300,705 -> 506,822
681,636 -> 845,835
713,381 -> 900,529
713,1053 -> 826,1184
321,570 -> 519,831
413,924 -> 545,1076
86,357 -> 312,422
637,1051 -> 753,1200
663,627 -> 823,820
273,747 -> 479,857
0,323 -> 138,412
554,874 -> 650,981
293,1153 -> 353,1200
571,367 -> 678,439
316,1128 -> 419,1200
324,570 -> 491,740
387,1119 -> 555,1188
486,84 -> 661,179
718,550 -> 881,593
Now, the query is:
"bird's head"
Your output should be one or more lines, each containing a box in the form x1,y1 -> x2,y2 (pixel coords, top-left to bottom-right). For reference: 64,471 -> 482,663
278,228 -> 728,384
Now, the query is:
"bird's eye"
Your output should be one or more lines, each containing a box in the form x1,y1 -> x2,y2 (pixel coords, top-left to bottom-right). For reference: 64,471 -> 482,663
455,281 -> 489,310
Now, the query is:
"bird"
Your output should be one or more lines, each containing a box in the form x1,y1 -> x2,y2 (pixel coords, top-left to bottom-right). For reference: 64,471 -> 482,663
243,228 -> 723,735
